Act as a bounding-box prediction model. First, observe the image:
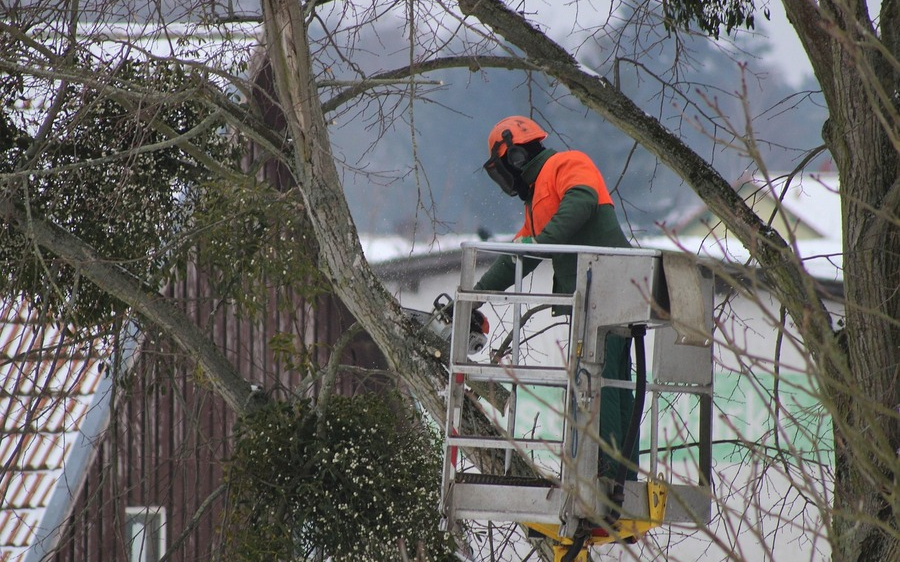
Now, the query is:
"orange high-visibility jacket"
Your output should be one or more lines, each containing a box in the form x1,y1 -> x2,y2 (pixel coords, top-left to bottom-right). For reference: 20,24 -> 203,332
516,150 -> 613,240
475,148 -> 630,296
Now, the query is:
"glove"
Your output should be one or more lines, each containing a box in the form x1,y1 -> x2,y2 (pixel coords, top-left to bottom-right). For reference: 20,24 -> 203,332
470,309 -> 489,335
467,309 -> 489,355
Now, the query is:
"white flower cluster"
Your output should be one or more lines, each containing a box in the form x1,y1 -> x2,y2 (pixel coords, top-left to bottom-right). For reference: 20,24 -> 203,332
225,395 -> 454,561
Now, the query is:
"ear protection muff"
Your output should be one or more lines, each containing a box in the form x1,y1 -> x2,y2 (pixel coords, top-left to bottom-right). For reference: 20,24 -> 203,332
501,129 -> 530,171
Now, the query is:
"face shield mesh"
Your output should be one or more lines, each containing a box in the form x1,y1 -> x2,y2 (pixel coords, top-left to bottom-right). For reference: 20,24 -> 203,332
484,130 -> 520,197
483,155 -> 518,196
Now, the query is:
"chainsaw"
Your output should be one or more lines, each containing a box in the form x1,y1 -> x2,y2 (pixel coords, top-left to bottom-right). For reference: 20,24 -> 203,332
404,293 -> 489,356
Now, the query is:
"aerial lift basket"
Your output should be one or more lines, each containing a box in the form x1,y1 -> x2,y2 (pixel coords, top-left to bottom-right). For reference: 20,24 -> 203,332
439,242 -> 715,561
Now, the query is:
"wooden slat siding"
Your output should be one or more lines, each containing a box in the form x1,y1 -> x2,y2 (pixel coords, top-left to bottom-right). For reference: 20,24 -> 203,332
184,261 -> 202,562
176,354 -> 189,562
164,348 -> 177,561
106,433 -> 123,561
59,437 -> 121,561
154,359 -> 169,559
137,365 -> 148,518
46,288 -> 381,562
188,262 -> 205,562
100,401 -> 109,558
45,55 -> 391,561
199,271 -> 215,562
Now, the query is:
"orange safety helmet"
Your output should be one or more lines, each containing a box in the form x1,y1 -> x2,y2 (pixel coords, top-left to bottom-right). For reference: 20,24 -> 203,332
486,116 -> 548,158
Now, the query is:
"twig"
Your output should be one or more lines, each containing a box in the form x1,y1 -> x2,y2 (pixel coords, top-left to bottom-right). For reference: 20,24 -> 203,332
159,484 -> 227,562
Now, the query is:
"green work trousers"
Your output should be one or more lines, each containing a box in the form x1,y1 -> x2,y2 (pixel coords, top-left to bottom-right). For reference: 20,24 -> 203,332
599,332 -> 639,480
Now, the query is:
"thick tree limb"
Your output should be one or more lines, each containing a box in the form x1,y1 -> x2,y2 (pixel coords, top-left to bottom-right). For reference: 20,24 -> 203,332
316,322 -> 363,419
259,0 -> 533,478
0,196 -> 259,416
321,55 -> 535,114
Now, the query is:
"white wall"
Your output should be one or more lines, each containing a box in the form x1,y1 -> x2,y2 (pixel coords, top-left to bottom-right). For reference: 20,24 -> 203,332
379,252 -> 841,562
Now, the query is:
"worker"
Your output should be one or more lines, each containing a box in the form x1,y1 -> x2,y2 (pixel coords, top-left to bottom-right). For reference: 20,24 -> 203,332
474,115 -> 637,480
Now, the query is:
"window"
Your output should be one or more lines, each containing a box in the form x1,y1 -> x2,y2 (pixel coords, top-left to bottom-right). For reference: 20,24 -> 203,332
125,506 -> 166,562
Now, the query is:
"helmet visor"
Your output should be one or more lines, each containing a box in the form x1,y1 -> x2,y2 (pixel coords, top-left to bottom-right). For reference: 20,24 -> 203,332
483,156 -> 518,197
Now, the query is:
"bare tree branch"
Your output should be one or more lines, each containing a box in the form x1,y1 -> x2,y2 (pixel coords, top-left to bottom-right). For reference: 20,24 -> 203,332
0,197 -> 259,416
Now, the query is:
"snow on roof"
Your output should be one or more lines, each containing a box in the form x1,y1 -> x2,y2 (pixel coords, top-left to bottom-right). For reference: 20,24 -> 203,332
759,171 -> 841,243
657,172 -> 842,281
360,233 -> 496,263
0,300 -> 111,562
365,229 -> 843,284
363,172 -> 844,283
637,233 -> 843,284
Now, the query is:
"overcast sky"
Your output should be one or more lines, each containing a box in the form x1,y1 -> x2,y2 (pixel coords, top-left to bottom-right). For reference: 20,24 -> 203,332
751,4 -> 812,86
519,0 -> 882,89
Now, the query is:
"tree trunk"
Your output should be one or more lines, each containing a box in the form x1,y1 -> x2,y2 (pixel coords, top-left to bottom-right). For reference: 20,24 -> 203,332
260,0 -> 445,420
259,0 -> 533,478
781,0 -> 900,559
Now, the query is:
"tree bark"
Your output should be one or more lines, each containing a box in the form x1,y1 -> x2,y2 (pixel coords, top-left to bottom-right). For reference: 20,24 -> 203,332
258,0 -> 530,478
260,0 -> 446,420
781,0 -> 900,560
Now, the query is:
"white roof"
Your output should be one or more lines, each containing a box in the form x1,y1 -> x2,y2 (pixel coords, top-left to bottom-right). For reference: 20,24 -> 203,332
766,172 -> 841,243
361,233 -> 491,262
0,300 -> 111,562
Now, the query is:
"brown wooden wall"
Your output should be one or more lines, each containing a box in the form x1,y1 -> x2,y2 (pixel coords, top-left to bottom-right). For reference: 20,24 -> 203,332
48,261 -> 387,562
45,54 -> 390,562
